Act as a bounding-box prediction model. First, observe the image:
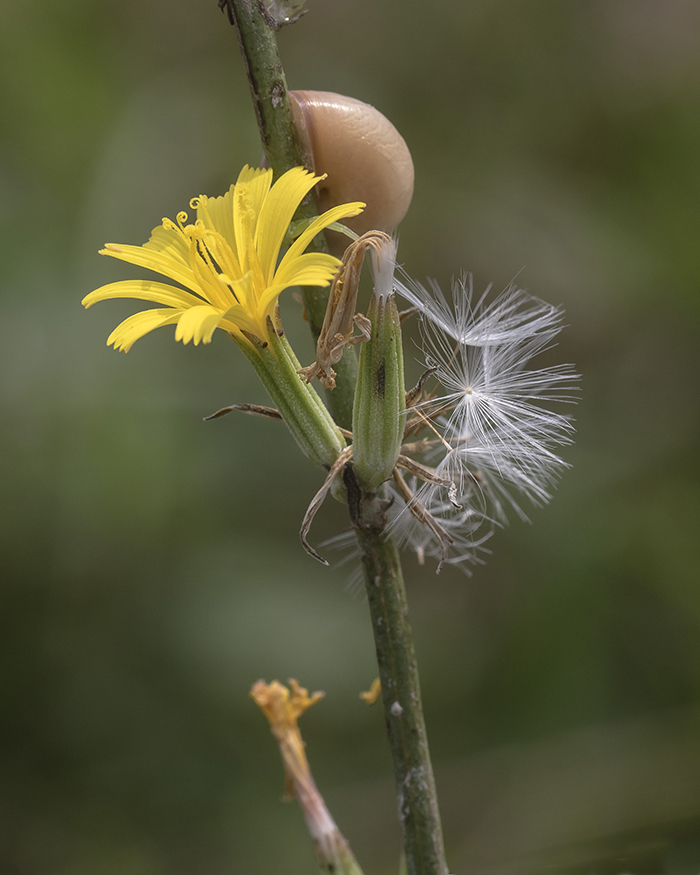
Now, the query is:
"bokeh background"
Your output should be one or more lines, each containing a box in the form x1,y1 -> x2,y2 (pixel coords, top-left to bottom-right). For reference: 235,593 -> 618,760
3,0 -> 700,872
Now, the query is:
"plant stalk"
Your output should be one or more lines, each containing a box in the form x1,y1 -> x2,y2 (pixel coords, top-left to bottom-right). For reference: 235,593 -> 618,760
224,3 -> 449,872
225,0 -> 357,428
344,471 -> 449,875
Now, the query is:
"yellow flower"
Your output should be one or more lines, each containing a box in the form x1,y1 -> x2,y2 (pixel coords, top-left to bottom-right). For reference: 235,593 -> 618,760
82,166 -> 365,352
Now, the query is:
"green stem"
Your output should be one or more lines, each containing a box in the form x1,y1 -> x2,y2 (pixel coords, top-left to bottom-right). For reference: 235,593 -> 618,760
344,475 -> 448,875
225,4 -> 448,873
226,0 -> 357,429
236,330 -> 345,469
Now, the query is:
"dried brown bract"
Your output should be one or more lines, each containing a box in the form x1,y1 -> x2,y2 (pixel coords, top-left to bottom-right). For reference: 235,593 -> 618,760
298,230 -> 392,389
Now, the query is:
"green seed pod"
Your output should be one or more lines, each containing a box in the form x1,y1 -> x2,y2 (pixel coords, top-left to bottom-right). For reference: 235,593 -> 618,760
352,240 -> 405,491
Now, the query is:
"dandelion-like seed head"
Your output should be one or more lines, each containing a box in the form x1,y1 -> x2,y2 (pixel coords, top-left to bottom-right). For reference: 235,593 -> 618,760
297,259 -> 578,576
385,271 -> 579,571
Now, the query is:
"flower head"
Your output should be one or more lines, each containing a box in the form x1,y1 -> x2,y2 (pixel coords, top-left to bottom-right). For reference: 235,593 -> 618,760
82,165 -> 364,351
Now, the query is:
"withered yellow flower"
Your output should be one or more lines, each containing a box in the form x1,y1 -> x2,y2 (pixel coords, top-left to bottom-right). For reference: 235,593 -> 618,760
251,679 -> 364,875
250,678 -> 324,800
83,166 -> 364,351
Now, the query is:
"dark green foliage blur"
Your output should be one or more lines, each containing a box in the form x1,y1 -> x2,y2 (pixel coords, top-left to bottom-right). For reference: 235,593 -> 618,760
2,1 -> 700,872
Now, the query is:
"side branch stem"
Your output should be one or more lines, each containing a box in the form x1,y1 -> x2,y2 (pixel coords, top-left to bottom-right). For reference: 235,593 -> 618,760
226,0 -> 357,427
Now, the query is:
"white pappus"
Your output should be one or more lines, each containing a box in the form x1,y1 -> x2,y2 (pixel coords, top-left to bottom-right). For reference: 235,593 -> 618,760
391,271 -> 579,570
323,252 -> 578,578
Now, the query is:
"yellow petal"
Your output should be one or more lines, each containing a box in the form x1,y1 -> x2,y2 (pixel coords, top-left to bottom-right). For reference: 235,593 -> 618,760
272,252 -> 341,289
255,167 -> 323,284
225,270 -> 256,317
143,222 -> 190,264
218,311 -> 256,339
233,166 -> 274,270
236,164 -> 273,189
173,304 -> 225,346
239,165 -> 274,228
278,202 -> 365,275
82,280 -> 206,310
198,185 -> 236,254
101,224 -> 199,293
257,253 -> 341,319
107,308 -> 182,353
218,304 -> 261,339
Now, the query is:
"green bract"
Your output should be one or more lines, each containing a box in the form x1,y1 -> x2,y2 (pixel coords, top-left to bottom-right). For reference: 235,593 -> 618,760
352,291 -> 405,491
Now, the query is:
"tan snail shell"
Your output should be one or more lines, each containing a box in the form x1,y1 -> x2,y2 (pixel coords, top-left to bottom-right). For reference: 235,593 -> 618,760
289,91 -> 414,248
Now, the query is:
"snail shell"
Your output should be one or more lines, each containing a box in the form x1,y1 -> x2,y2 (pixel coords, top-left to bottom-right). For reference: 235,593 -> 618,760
289,91 -> 414,247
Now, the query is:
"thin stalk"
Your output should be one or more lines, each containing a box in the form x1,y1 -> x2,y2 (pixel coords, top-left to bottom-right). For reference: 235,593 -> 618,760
344,472 -> 449,875
226,0 -> 357,428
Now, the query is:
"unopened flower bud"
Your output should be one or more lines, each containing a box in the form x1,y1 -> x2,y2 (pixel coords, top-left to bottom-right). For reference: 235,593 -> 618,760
352,239 -> 405,491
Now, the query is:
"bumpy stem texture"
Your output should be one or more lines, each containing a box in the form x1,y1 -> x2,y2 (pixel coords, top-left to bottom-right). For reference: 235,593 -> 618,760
344,469 -> 448,875
227,0 -> 357,428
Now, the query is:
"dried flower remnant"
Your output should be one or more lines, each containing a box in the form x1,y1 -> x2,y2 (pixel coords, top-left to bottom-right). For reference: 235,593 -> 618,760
298,230 -> 392,389
251,679 -> 364,875
360,677 -> 382,705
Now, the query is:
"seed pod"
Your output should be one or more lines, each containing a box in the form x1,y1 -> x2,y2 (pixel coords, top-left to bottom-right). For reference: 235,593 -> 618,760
352,239 -> 405,491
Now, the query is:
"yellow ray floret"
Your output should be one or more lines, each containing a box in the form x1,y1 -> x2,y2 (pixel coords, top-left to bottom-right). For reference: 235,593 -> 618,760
82,166 -> 365,352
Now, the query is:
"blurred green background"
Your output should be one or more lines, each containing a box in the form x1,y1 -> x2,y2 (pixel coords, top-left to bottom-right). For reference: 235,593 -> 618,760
3,0 -> 700,873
